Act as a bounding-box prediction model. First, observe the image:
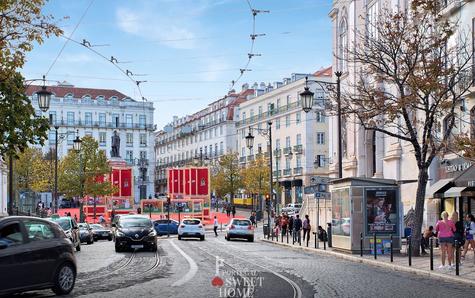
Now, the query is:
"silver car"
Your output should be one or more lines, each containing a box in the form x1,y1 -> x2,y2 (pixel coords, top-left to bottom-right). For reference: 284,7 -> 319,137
225,219 -> 254,242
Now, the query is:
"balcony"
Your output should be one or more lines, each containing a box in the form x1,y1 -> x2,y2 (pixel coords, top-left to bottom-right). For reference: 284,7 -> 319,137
283,169 -> 292,176
134,176 -> 150,183
283,147 -> 292,155
273,170 -> 282,177
293,167 -> 303,175
51,120 -> 155,131
293,145 -> 303,154
273,149 -> 282,157
239,156 -> 246,163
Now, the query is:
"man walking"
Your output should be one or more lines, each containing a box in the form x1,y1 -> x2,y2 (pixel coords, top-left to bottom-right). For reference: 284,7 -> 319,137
302,215 -> 311,246
213,216 -> 219,237
293,214 -> 302,244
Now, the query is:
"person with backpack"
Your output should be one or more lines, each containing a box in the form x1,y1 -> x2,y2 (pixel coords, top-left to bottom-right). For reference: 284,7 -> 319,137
293,214 -> 302,244
302,215 -> 311,245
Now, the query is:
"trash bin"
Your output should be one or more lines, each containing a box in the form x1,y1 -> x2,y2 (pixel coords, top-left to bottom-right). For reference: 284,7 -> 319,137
263,224 -> 269,236
327,223 -> 332,247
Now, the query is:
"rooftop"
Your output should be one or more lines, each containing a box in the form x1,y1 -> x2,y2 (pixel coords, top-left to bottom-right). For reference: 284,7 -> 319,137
26,82 -> 130,100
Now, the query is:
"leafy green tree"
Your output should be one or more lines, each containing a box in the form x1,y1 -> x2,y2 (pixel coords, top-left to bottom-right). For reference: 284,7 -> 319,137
210,153 -> 243,205
15,147 -> 52,193
59,136 -> 117,221
0,0 -> 62,81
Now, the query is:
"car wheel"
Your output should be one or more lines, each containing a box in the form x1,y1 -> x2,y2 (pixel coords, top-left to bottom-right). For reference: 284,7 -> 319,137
76,243 -> 81,252
108,236 -> 112,241
115,243 -> 121,252
226,236 -> 230,241
200,235 -> 205,241
51,262 -> 76,295
87,237 -> 93,245
248,236 -> 254,242
178,235 -> 182,240
150,244 -> 157,252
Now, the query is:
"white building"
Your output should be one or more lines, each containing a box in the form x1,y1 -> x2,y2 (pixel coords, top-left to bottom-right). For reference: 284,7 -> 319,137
329,0 -> 475,224
27,82 -> 156,202
154,88 -> 254,194
0,158 -> 7,216
236,70 -> 331,206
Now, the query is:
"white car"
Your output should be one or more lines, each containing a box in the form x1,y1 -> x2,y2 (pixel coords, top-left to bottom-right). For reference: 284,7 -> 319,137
178,218 -> 205,241
282,203 -> 302,215
225,219 -> 254,242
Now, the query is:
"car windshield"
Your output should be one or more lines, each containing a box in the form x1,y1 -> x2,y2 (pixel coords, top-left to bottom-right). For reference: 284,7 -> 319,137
51,218 -> 71,230
120,218 -> 152,228
91,224 -> 104,230
233,220 -> 250,226
183,219 -> 200,225
78,224 -> 88,230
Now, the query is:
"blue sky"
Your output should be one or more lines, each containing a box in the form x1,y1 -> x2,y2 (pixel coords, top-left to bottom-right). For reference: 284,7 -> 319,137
23,0 -> 333,129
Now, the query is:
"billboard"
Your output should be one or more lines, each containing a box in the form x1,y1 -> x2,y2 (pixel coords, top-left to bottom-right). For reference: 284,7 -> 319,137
365,188 -> 398,234
168,167 -> 210,196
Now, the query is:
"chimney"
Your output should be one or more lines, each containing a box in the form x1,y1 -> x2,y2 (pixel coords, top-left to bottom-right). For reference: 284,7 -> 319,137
259,82 -> 266,89
252,82 -> 258,89
242,83 -> 249,91
256,89 -> 265,96
266,83 -> 273,92
283,78 -> 291,85
274,81 -> 283,89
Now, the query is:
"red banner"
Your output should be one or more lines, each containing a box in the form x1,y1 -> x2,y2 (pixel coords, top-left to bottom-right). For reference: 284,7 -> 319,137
167,167 -> 209,196
190,168 -> 197,195
197,168 -> 209,195
112,169 -> 120,196
121,169 -> 132,196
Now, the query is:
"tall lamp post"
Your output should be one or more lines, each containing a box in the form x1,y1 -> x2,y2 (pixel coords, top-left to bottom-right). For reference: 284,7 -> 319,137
245,121 -> 273,238
7,77 -> 52,215
300,71 -> 343,178
166,194 -> 171,238
73,131 -> 84,222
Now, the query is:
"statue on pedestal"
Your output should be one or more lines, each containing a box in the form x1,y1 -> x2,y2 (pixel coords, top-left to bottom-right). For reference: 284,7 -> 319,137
111,131 -> 120,158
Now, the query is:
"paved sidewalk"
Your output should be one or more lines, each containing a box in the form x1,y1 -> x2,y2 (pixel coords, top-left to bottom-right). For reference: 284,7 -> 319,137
262,233 -> 475,287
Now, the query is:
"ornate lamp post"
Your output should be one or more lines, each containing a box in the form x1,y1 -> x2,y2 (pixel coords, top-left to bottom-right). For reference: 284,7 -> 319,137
73,131 -> 85,222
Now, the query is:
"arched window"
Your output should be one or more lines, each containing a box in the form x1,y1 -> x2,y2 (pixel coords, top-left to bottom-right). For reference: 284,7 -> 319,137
338,16 -> 348,72
470,106 -> 475,140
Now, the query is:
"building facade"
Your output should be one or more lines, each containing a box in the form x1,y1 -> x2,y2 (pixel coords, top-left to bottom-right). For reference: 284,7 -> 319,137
236,71 -> 331,206
27,82 -> 156,203
154,88 -> 254,194
329,0 -> 475,225
0,158 -> 7,216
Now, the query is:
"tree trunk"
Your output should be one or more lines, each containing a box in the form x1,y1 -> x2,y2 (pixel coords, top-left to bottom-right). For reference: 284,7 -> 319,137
411,167 -> 429,257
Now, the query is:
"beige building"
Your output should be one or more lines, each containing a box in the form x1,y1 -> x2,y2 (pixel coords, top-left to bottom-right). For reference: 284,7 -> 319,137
329,0 -> 475,226
236,70 -> 331,207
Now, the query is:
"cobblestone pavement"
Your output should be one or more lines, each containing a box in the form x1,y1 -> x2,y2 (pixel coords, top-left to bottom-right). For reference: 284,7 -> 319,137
11,231 -> 475,298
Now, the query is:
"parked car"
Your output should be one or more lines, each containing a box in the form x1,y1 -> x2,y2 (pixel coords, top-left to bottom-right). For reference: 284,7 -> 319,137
47,215 -> 81,252
78,223 -> 94,244
282,203 -> 302,215
153,219 -> 179,235
90,224 -> 112,241
0,216 -> 77,296
225,218 -> 254,242
113,215 -> 157,252
178,218 -> 205,241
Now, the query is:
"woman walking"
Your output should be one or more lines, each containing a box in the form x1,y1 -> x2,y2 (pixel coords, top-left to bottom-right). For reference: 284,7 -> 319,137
436,211 -> 456,270
461,214 -> 475,260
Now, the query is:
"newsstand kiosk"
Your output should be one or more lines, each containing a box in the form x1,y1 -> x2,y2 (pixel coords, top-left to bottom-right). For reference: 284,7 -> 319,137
330,177 -> 402,254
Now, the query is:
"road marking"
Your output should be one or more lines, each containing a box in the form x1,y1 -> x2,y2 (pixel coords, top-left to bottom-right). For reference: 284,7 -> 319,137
170,240 -> 198,287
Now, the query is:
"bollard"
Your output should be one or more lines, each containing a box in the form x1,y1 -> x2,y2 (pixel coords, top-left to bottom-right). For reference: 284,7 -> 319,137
455,240 -> 460,276
292,230 -> 295,245
360,232 -> 363,257
430,237 -> 434,271
373,233 -> 377,260
220,223 -> 222,232
271,229 -> 274,241
327,223 -> 332,247
408,235 -> 412,266
313,232 -> 317,249
390,234 -> 393,263
281,230 -> 284,243
323,238 -> 326,250
287,229 -> 289,244
306,231 -> 309,247
299,230 -> 302,246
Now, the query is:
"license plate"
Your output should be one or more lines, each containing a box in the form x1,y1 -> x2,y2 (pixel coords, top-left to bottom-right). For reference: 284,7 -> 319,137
131,245 -> 143,249
102,232 -> 108,236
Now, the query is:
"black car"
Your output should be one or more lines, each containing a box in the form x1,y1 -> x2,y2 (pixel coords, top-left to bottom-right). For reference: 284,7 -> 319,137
90,224 -> 112,241
78,223 -> 94,244
113,215 -> 157,252
47,216 -> 81,252
0,216 -> 77,296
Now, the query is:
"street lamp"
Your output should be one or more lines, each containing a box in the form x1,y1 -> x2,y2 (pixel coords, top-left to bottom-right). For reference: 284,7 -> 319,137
193,148 -> 209,166
166,194 -> 171,238
73,134 -> 82,152
73,130 -> 85,222
246,122 -> 273,239
300,71 -> 343,178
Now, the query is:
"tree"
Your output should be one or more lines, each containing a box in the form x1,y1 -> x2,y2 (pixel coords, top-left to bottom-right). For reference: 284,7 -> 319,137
58,136 -> 117,221
210,153 -> 243,205
0,0 -> 62,81
0,72 -> 49,158
15,147 -> 52,193
242,154 -> 270,209
340,1 -> 474,255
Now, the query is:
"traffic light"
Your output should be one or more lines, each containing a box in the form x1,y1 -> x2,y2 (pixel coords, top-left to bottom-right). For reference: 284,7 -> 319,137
265,194 -> 270,206
166,194 -> 171,206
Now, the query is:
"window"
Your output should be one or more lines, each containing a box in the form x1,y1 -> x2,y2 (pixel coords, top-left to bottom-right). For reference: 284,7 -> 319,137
84,112 -> 92,125
285,136 -> 291,148
112,114 -> 120,128
286,95 -> 291,108
67,131 -> 75,145
126,150 -> 133,162
99,132 -> 106,146
317,132 -> 325,145
126,133 -> 133,146
25,220 -> 55,241
125,114 -> 133,128
67,112 -> 74,125
99,113 -> 106,126
276,118 -> 281,129
0,223 -> 24,246
49,131 -> 56,145
285,115 -> 291,127
139,115 -> 146,128
277,98 -> 281,110
296,112 -> 301,124
220,125 -> 223,135
242,112 -> 246,124
49,111 -> 57,125
296,134 -> 302,145
241,147 -> 246,157
338,15 -> 348,72
296,156 -> 302,168
275,139 -> 281,150
316,155 -> 326,167
285,157 -> 291,170
140,151 -> 147,160
316,111 -> 325,123
258,106 -> 263,118
257,143 -> 262,153
140,134 -> 147,146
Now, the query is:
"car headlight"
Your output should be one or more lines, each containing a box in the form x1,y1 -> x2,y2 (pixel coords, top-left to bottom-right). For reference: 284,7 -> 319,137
116,231 -> 125,237
148,230 -> 157,236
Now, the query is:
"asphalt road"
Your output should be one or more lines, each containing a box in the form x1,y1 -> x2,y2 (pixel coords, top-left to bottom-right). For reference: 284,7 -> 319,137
10,231 -> 475,298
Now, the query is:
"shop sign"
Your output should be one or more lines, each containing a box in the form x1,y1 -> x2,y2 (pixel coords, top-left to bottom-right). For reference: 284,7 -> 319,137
446,162 -> 472,173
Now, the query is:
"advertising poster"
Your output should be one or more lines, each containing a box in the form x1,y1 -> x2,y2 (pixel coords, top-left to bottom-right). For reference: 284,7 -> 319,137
366,189 -> 398,234
331,188 -> 350,236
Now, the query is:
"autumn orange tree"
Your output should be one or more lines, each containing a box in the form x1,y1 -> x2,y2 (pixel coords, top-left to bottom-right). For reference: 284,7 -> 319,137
242,154 -> 270,210
340,0 -> 474,255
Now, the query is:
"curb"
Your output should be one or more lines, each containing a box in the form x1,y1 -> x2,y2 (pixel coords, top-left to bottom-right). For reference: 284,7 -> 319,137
261,238 -> 475,287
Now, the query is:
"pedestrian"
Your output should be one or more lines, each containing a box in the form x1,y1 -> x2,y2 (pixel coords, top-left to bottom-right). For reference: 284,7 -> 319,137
436,211 -> 456,270
226,205 -> 231,217
288,216 -> 294,236
250,212 -> 256,227
293,214 -> 302,244
74,214 -> 78,222
421,226 -> 436,254
302,215 -> 311,245
213,216 -> 218,237
67,212 -> 71,217
461,214 -> 475,260
99,214 -> 105,225
281,215 -> 288,237
451,211 -> 465,249
232,205 -> 236,218
317,226 -> 328,242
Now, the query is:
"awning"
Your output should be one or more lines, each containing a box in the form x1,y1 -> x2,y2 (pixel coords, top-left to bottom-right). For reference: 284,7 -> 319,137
425,178 -> 453,199
443,187 -> 467,198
